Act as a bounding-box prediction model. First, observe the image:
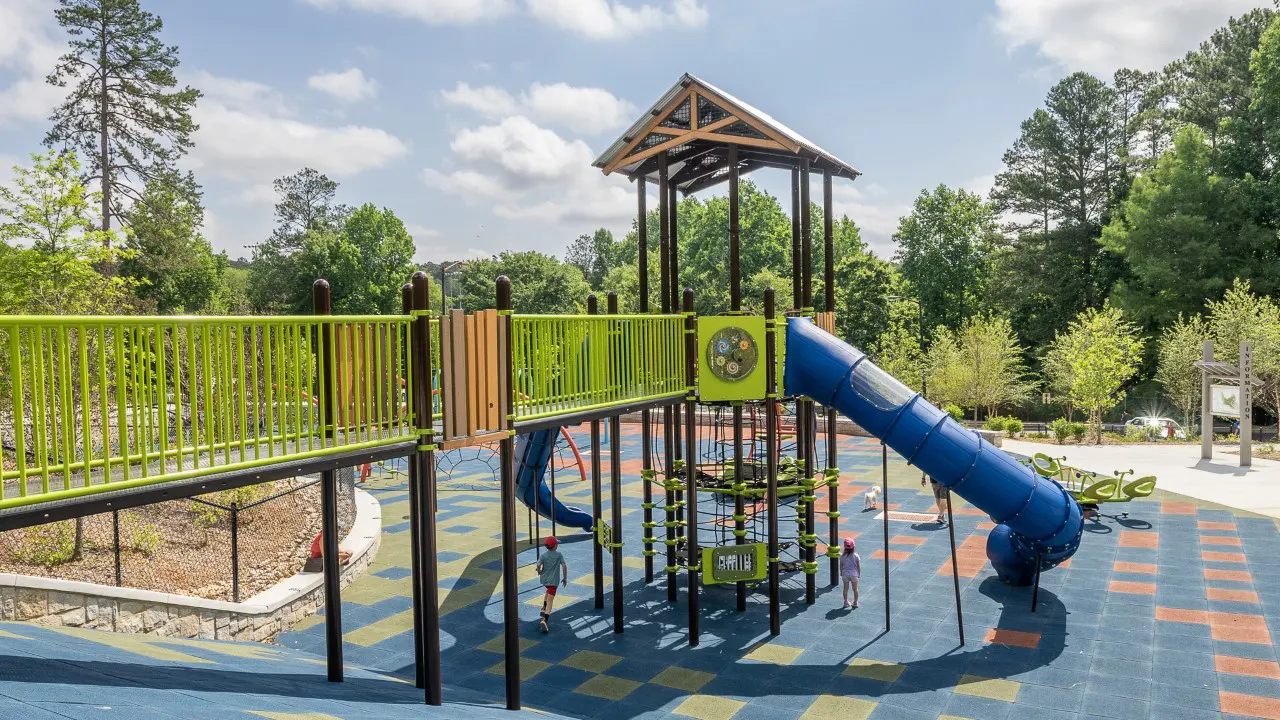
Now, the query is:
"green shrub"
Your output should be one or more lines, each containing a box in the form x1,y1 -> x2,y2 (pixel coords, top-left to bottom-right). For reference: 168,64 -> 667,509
984,416 -> 1007,432
193,483 -> 269,528
1069,422 -> 1088,442
1027,432 -> 1050,440
11,521 -> 77,567
1124,424 -> 1148,442
943,404 -> 964,422
1050,418 -> 1071,444
1004,418 -> 1023,437
121,512 -> 161,555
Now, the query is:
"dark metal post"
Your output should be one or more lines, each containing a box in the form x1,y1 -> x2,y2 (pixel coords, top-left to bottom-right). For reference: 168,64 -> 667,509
660,156 -> 677,603
587,295 -> 604,610
638,179 -> 655,585
765,288 -> 780,636
113,510 -> 122,587
1031,554 -> 1043,613
946,492 -> 964,645
728,146 -> 746,612
669,170 -> 683,562
683,288 -> 699,646
231,501 -> 240,603
402,283 -> 426,691
800,159 -> 816,605
881,442 -> 890,631
608,292 -> 624,633
823,168 -> 839,587
412,271 -> 442,704
313,279 -> 343,682
790,166 -> 801,310
496,276 -> 520,710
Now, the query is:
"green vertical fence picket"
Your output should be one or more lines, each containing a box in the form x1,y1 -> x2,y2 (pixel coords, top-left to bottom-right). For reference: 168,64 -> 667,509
0,315 -> 414,511
509,313 -> 684,423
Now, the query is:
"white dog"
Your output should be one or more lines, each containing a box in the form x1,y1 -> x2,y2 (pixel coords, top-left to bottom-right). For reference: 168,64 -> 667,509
863,486 -> 881,511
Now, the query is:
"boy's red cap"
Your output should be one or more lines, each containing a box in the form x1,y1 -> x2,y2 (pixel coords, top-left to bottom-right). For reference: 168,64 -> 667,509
544,536 -> 558,549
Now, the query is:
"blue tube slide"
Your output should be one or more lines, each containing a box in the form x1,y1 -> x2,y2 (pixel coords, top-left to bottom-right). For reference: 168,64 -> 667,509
784,318 -> 1082,585
515,428 -> 594,531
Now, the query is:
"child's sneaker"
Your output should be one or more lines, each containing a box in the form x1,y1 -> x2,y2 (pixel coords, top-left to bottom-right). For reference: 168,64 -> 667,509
842,601 -> 851,609
539,613 -> 549,633
852,601 -> 859,609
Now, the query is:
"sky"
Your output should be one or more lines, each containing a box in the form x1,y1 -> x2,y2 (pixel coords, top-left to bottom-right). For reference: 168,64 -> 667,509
0,0 -> 1272,264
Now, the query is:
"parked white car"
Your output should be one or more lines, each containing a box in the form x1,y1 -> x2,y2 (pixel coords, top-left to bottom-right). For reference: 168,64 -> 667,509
1125,416 -> 1186,440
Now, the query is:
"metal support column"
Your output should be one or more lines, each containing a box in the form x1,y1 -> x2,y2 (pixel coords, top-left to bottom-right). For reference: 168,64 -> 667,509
313,279 -> 343,682
683,289 -> 700,646
588,295 -> 604,610
412,271 -> 442,704
608,292 -> 624,633
765,288 -> 781,636
496,276 -> 521,710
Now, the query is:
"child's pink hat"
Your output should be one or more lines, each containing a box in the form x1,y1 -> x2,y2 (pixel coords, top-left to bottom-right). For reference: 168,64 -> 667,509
843,538 -> 855,549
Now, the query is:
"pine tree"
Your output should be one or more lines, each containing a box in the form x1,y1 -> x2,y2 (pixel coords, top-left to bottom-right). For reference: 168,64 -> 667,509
45,0 -> 200,241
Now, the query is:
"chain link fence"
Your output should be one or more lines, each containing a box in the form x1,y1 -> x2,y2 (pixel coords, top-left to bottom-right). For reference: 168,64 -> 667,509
0,469 -> 355,603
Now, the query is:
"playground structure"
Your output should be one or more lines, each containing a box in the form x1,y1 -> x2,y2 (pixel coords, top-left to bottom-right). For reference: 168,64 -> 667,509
0,74 -> 1087,712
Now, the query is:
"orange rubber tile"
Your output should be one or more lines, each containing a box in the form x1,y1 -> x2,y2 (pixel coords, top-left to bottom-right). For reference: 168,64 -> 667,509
1198,521 -> 1237,531
1118,531 -> 1159,548
1201,535 -> 1243,546
1155,607 -> 1209,624
1114,561 -> 1158,574
890,536 -> 927,546
952,506 -> 987,516
870,549 -> 912,561
1057,558 -> 1072,570
937,535 -> 987,578
1217,656 -> 1280,680
1202,550 -> 1248,563
976,521 -> 996,530
1162,502 -> 1197,515
1109,580 -> 1156,595
1209,612 -> 1273,644
1207,588 -> 1261,604
1220,691 -> 1280,720
1205,568 -> 1253,582
985,628 -> 1040,649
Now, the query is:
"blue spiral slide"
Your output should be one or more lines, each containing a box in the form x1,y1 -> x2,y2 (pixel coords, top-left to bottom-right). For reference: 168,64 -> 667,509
514,428 -> 594,531
784,318 -> 1083,585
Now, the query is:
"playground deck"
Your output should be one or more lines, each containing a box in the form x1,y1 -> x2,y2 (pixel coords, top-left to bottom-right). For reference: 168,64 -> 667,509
4,424 -> 1278,719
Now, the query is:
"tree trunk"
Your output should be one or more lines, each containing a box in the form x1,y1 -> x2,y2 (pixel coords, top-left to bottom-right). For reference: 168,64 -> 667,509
99,15 -> 111,242
73,518 -> 84,560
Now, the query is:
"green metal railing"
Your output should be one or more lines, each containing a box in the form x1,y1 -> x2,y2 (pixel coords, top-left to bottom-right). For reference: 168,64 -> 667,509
510,314 -> 686,422
0,316 -> 414,510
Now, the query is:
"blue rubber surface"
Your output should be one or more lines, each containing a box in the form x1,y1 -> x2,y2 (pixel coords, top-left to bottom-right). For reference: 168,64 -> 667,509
514,427 -> 594,531
783,317 -> 1083,584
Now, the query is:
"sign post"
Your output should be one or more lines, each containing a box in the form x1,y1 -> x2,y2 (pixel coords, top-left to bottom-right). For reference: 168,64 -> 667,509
701,543 -> 768,585
1241,342 -> 1252,467
1201,341 -> 1213,460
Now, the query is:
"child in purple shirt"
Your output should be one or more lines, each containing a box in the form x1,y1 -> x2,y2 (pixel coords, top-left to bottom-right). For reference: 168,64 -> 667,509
841,537 -> 861,609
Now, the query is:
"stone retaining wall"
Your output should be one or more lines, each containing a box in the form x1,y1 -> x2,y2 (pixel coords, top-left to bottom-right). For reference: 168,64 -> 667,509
0,487 -> 381,641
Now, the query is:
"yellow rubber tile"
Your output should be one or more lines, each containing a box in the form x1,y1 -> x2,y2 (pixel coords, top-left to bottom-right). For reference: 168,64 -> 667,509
343,609 -> 414,647
650,666 -> 714,693
672,694 -> 746,720
573,674 -> 642,701
843,658 -> 905,682
154,637 -> 282,661
478,635 -> 539,654
486,657 -> 551,680
801,695 -> 877,720
955,674 -> 1020,702
561,650 -> 623,673
49,627 -> 214,665
0,628 -> 31,640
744,642 -> 804,665
245,707 -> 340,712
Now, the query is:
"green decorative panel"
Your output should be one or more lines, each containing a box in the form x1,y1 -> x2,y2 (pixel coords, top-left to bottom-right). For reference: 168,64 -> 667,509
702,543 -> 768,585
697,316 -> 767,402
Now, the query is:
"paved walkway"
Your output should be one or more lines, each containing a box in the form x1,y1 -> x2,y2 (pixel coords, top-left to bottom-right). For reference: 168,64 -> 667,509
1005,439 -> 1280,521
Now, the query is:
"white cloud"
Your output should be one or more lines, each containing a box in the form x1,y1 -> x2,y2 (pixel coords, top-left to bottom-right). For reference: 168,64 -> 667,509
441,81 -> 635,134
187,70 -> 409,187
424,115 -> 635,227
992,0 -> 1268,74
525,0 -> 707,39
300,0 -> 706,38
307,67 -> 378,103
961,173 -> 996,199
299,0 -> 515,24
831,183 -> 908,259
0,0 -> 68,125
